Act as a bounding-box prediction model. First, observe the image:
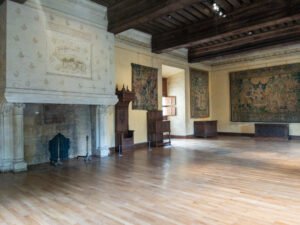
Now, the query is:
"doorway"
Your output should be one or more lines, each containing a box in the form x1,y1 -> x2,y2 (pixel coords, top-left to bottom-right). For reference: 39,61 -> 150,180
162,65 -> 186,136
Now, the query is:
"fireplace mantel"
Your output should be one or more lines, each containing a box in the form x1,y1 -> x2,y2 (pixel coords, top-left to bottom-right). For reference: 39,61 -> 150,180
5,88 -> 118,106
0,0 -> 117,172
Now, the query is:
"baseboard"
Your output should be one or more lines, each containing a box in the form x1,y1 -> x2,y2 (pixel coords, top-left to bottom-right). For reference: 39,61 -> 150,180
290,135 -> 300,140
108,134 -> 300,154
109,142 -> 148,154
218,132 -> 255,137
171,133 -> 256,138
170,135 -> 195,139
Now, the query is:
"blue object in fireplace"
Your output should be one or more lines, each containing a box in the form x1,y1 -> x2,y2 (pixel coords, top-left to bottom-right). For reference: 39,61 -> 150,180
48,133 -> 70,165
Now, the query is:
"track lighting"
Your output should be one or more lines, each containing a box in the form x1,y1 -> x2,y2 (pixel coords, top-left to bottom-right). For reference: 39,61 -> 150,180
212,2 -> 227,18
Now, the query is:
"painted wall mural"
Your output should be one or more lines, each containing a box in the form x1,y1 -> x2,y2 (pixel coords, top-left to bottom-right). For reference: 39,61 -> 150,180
230,63 -> 300,122
132,63 -> 158,110
190,68 -> 209,118
47,30 -> 91,78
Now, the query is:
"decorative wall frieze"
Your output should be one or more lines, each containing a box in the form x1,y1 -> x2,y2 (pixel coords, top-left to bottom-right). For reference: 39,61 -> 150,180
208,47 -> 300,67
115,29 -> 188,61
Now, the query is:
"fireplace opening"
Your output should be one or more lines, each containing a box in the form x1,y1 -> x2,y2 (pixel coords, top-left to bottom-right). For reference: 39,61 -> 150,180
24,104 -> 92,165
49,133 -> 70,166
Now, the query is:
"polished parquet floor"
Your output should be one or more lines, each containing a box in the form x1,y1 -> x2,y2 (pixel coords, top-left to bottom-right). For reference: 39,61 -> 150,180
1,137 -> 300,225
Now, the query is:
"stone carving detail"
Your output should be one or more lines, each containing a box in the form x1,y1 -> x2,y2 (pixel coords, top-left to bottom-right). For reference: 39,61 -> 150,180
16,8 -> 21,15
14,71 -> 19,77
99,105 -> 110,114
14,35 -> 20,42
34,15 -> 39,22
47,31 -> 91,78
21,24 -> 27,31
37,51 -> 43,59
13,103 -> 25,115
32,37 -> 38,44
0,101 -> 14,115
29,62 -> 35,70
18,51 -> 24,58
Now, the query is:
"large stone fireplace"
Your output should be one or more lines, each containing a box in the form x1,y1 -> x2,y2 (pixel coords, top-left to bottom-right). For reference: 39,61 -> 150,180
0,0 -> 117,172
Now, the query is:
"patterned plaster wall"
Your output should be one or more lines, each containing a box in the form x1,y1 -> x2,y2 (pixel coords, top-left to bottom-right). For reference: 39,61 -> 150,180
0,2 -> 6,91
5,0 -> 116,104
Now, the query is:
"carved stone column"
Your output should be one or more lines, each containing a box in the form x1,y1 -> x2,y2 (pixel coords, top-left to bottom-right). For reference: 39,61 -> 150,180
12,103 -> 27,172
0,101 -> 14,172
95,105 -> 111,157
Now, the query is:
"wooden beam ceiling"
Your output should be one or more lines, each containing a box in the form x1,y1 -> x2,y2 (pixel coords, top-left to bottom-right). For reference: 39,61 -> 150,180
107,0 -> 201,34
94,0 -> 300,62
152,0 -> 300,53
8,0 -> 300,62
188,33 -> 300,62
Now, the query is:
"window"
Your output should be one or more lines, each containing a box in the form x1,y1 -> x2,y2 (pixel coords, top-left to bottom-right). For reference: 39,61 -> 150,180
162,96 -> 176,116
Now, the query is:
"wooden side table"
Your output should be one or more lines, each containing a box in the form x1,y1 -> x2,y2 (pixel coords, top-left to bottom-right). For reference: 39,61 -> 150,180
255,123 -> 289,140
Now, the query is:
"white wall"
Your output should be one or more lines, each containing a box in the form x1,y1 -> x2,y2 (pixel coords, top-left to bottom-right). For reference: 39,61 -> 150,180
167,71 -> 186,136
115,37 -> 209,143
5,0 -> 116,105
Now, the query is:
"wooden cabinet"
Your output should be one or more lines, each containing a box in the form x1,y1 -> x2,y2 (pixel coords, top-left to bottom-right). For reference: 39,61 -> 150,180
194,120 -> 217,138
255,123 -> 289,139
147,110 -> 171,147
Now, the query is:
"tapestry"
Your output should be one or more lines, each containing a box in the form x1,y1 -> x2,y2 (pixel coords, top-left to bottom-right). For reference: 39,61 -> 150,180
132,63 -> 158,110
190,68 -> 209,118
230,63 -> 300,122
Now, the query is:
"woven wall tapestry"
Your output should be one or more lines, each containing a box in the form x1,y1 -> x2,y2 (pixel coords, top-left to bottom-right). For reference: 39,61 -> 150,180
230,63 -> 300,122
190,68 -> 209,118
132,63 -> 158,110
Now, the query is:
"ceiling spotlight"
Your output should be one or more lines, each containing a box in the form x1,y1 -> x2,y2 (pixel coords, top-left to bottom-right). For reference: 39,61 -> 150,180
212,2 -> 226,18
213,3 -> 220,11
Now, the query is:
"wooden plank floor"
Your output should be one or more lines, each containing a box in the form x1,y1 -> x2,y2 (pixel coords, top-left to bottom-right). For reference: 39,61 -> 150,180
1,137 -> 300,225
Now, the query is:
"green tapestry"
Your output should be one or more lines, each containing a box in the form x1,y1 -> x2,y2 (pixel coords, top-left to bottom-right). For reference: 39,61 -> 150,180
230,63 -> 300,122
190,68 -> 209,118
132,63 -> 158,110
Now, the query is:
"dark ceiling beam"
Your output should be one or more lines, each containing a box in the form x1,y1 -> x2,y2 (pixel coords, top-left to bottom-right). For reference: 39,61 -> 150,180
10,0 -> 27,3
107,0 -> 200,34
90,0 -> 121,7
90,0 -> 110,7
191,25 -> 300,54
188,33 -> 300,62
214,0 -> 232,11
152,0 -> 300,53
